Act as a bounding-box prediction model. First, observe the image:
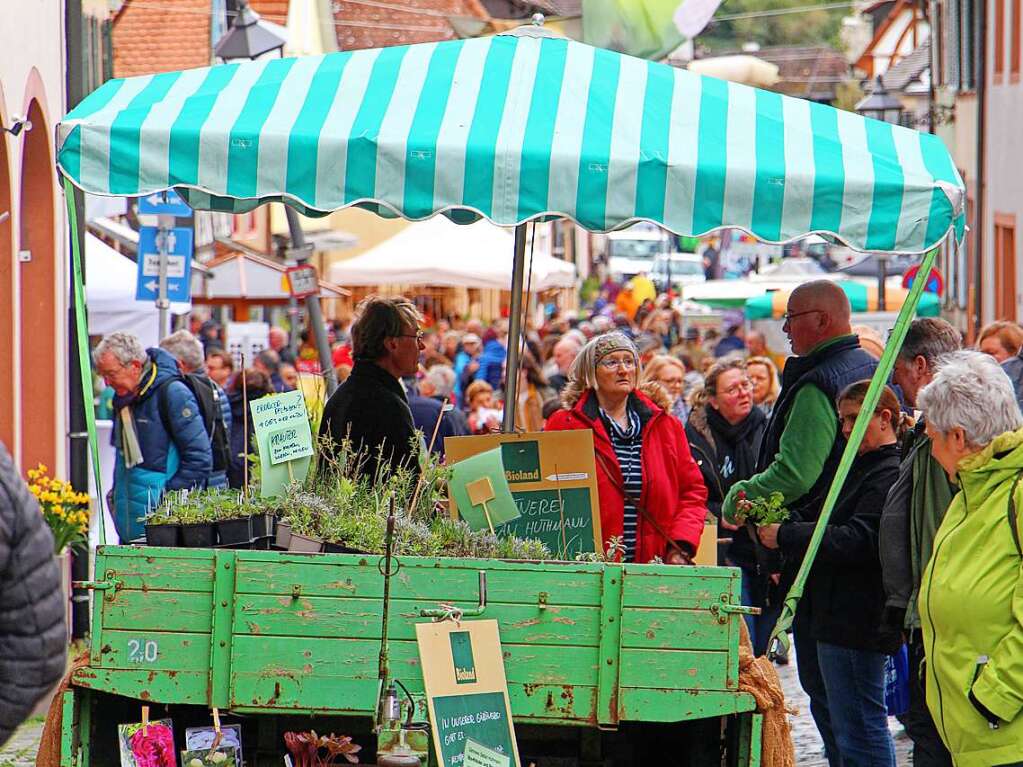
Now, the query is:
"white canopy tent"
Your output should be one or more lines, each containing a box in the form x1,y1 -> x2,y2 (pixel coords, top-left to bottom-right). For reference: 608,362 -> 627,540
327,216 -> 577,290
85,233 -> 191,348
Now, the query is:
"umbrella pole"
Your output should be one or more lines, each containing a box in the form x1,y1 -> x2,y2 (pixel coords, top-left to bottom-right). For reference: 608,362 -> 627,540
284,206 -> 339,397
502,224 -> 528,432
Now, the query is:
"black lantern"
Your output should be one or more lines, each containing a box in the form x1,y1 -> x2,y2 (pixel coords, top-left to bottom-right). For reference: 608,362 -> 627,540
214,1 -> 288,61
855,75 -> 905,124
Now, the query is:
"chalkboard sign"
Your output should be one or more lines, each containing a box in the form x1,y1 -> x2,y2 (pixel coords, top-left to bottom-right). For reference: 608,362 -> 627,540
416,620 -> 520,767
445,432 -> 602,559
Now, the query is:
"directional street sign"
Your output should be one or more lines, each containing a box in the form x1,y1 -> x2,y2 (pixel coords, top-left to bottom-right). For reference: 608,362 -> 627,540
286,264 -> 319,299
137,189 -> 193,217
135,225 -> 194,302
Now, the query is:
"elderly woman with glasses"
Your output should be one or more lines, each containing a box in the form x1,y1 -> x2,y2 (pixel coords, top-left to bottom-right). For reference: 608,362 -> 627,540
914,351 -> 1023,767
545,332 -> 708,564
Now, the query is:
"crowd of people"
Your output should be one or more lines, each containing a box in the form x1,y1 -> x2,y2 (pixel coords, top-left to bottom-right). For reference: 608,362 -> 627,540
82,284 -> 1023,766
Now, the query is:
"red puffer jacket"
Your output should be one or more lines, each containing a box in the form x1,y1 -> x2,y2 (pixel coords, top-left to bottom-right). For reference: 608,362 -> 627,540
545,388 -> 708,563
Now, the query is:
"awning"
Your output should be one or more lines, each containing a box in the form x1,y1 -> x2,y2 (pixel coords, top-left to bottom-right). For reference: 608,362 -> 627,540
57,30 -> 964,255
328,216 -> 576,290
744,281 -> 941,319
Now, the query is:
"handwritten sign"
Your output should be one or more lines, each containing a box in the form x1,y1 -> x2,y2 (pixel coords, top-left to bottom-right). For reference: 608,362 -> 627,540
417,620 -> 520,767
445,431 -> 602,559
464,739 -> 511,767
250,391 -> 313,497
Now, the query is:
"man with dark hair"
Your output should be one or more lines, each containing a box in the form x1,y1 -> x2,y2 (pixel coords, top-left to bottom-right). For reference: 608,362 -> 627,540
253,349 -> 289,392
319,296 -> 425,480
880,317 -> 961,767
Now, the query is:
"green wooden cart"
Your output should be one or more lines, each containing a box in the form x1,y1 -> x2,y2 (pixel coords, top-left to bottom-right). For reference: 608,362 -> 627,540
62,546 -> 763,767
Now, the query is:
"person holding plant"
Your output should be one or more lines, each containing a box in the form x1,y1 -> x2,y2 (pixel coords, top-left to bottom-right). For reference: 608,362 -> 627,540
320,296 -> 425,482
545,332 -> 708,564
0,441 -> 67,746
720,280 -> 877,765
684,359 -> 773,653
915,351 -> 1023,766
757,381 -> 904,767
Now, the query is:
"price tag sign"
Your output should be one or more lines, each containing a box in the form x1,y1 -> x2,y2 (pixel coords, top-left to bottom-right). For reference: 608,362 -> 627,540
268,424 -> 315,465
250,391 -> 314,497
286,264 -> 319,299
416,620 -> 520,767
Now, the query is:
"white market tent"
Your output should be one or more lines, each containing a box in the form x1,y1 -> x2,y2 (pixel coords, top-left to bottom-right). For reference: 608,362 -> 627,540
85,233 -> 190,348
327,217 -> 577,291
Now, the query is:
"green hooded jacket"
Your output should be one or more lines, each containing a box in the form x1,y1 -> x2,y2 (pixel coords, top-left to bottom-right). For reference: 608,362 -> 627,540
920,427 -> 1023,766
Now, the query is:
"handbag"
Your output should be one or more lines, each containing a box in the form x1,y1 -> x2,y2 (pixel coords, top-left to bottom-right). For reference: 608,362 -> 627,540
884,644 -> 911,717
594,451 -> 694,564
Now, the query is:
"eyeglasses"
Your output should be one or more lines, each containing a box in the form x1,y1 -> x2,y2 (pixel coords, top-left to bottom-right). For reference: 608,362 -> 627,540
717,380 -> 754,397
397,331 -> 425,342
598,357 -> 637,370
782,309 -> 823,323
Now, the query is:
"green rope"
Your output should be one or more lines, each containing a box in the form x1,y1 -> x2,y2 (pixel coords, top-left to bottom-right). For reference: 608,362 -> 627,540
64,177 -> 106,546
768,246 -> 940,656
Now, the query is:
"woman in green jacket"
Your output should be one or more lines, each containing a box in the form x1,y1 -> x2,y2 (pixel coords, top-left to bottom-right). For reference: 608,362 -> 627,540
918,350 -> 1023,767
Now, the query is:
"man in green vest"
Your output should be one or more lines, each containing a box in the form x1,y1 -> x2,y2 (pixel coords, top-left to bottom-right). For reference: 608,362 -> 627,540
880,317 -> 962,767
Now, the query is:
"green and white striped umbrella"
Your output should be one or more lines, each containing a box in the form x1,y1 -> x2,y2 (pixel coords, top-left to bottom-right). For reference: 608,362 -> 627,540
57,29 -> 965,254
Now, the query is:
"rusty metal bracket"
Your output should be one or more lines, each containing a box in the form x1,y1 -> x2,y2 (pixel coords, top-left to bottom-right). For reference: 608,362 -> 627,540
537,591 -> 549,610
73,579 -> 121,591
419,571 -> 487,619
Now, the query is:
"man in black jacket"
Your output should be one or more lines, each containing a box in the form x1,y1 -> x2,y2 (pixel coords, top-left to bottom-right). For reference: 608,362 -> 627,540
319,297 -> 425,481
0,441 -> 66,745
880,317 -> 960,767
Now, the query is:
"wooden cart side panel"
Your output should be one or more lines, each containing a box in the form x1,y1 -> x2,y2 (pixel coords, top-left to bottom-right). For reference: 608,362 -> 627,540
95,546 -> 217,591
617,688 -> 758,723
233,555 -> 605,607
619,607 -> 733,650
234,595 -> 601,646
618,648 -> 731,690
101,590 -> 214,633
71,668 -> 211,704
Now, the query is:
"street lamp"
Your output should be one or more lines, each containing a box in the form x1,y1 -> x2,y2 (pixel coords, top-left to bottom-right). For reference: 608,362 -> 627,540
855,75 -> 905,125
855,77 -> 905,310
214,1 -> 288,61
216,1 -> 340,395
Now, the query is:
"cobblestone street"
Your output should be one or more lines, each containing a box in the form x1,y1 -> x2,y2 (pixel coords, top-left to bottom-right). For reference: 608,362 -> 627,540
0,719 -> 44,767
777,649 -> 913,765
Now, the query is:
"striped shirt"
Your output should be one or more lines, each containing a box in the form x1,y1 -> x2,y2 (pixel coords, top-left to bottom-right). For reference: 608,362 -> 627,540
600,406 -> 643,562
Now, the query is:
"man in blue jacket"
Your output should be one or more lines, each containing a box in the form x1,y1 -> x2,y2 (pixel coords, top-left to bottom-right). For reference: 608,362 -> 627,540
93,332 -> 212,542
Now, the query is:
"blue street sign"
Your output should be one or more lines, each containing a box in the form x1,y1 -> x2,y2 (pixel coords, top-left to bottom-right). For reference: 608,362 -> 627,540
135,226 -> 194,302
137,189 -> 193,217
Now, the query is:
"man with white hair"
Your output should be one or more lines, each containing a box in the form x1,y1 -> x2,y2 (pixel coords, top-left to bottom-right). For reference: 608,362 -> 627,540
160,330 -> 233,490
549,336 -> 583,394
723,280 -> 877,764
878,318 -> 961,767
93,332 -> 212,541
419,365 -> 471,442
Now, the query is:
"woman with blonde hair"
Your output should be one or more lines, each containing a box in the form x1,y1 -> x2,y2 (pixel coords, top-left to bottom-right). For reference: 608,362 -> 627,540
745,355 -> 780,418
977,320 -> 1023,363
546,332 -> 708,564
640,355 -> 689,423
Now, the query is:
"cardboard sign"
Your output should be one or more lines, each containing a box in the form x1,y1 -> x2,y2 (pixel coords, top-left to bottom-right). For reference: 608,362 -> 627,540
416,620 -> 519,767
449,448 -> 520,533
464,739 -> 511,767
250,391 -> 313,497
445,431 -> 602,559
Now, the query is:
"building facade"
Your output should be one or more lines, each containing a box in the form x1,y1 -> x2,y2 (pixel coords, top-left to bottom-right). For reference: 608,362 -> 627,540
0,1 -> 69,472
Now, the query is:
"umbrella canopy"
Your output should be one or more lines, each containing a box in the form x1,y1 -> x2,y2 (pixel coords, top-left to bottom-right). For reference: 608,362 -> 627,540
57,30 -> 963,254
327,216 -> 576,290
744,281 -> 941,319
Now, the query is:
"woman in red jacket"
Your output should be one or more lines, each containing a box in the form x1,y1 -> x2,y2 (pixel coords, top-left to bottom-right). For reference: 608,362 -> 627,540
545,332 -> 709,564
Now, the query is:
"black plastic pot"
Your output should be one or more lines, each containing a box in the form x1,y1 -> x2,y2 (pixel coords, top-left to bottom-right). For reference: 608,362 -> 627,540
323,542 -> 370,554
250,512 -> 275,539
180,522 -> 217,548
216,517 -> 252,547
288,533 -> 323,553
145,523 -> 181,547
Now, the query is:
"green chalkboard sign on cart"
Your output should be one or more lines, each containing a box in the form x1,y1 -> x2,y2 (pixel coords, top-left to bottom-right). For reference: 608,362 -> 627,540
445,432 -> 602,559
416,620 -> 520,767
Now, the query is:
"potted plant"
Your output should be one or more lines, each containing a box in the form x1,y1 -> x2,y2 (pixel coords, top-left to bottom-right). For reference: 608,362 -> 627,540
144,510 -> 182,547
174,494 -> 218,548
212,492 -> 253,547
286,504 -> 323,553
283,731 -> 361,767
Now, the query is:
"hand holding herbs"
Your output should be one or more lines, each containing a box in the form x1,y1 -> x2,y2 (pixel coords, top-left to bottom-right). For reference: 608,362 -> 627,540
734,491 -> 790,526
